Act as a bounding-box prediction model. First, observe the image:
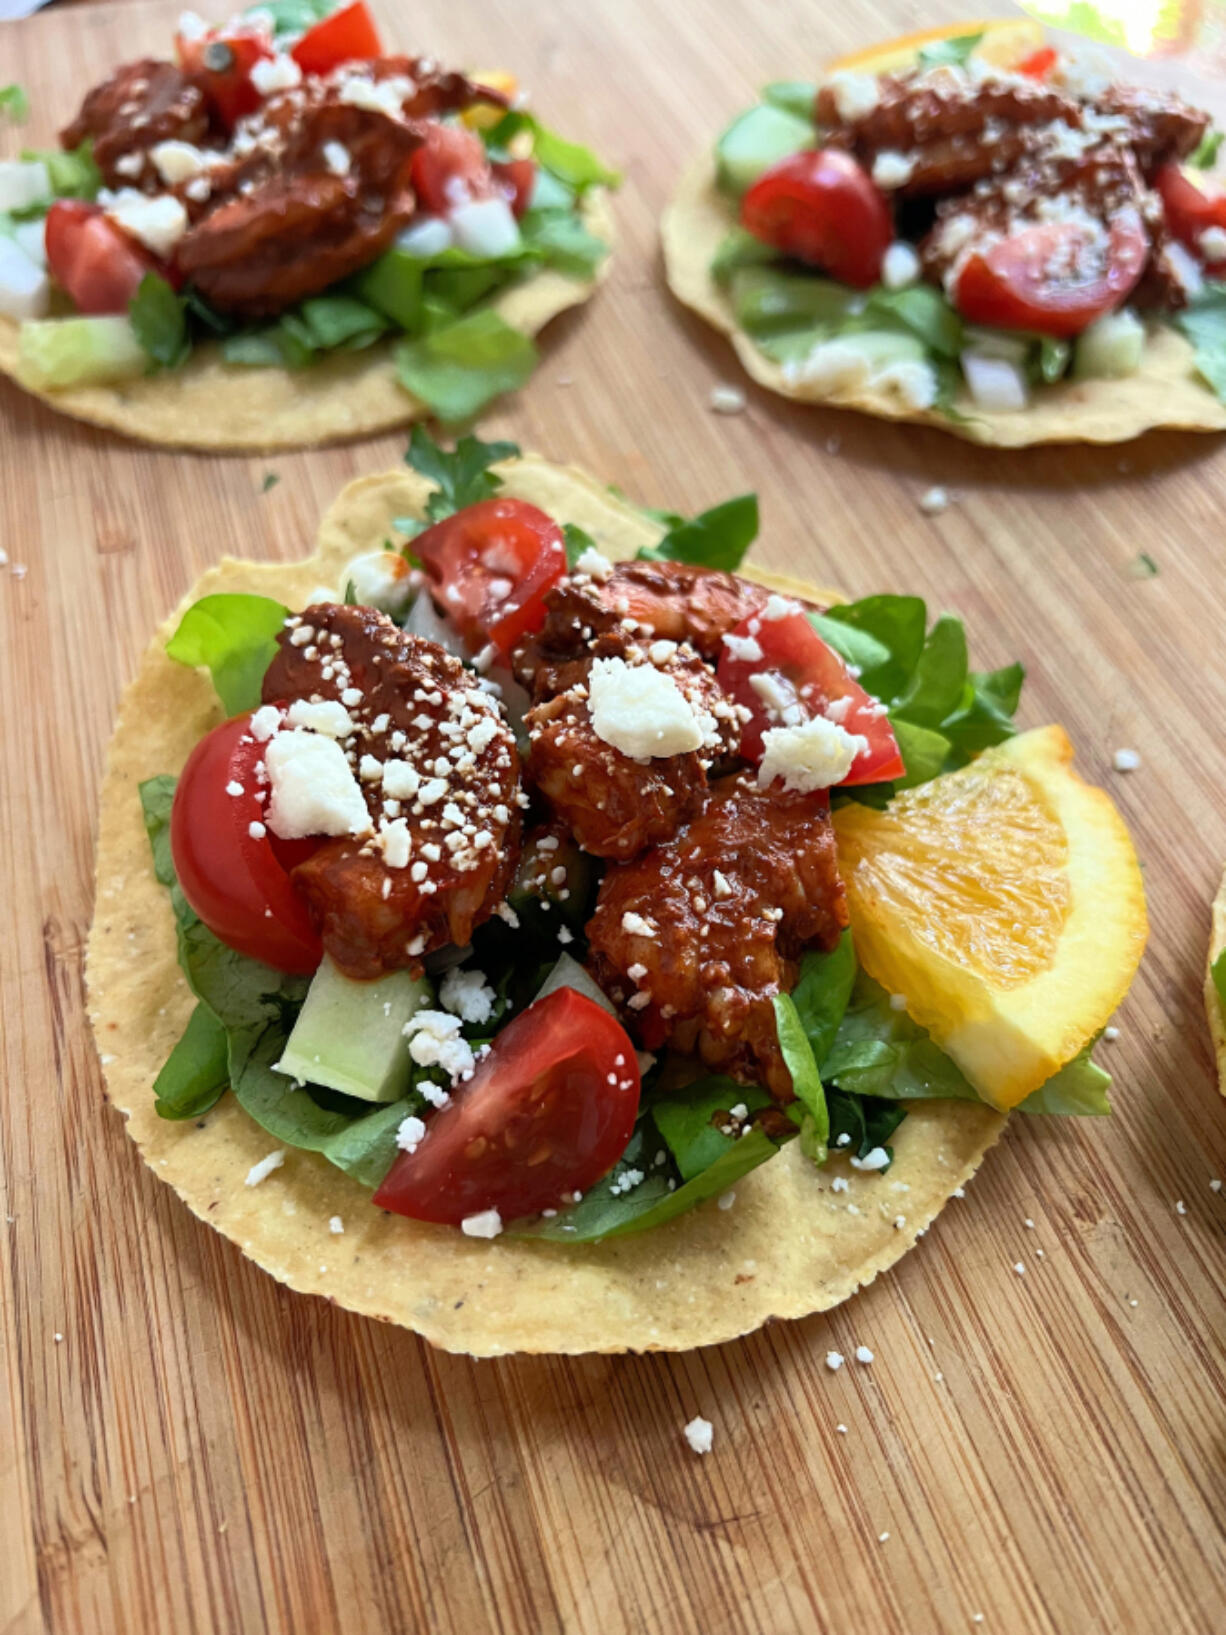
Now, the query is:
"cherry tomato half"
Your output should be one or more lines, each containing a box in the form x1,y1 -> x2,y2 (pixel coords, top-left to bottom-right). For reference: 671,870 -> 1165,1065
44,200 -> 156,315
1016,46 -> 1058,79
493,156 -> 537,218
373,987 -> 641,1225
740,149 -> 892,289
716,606 -> 905,787
170,709 -> 323,974
177,25 -> 273,127
952,214 -> 1149,337
413,497 -> 567,658
410,122 -> 495,213
1156,161 -> 1226,256
291,1 -> 383,77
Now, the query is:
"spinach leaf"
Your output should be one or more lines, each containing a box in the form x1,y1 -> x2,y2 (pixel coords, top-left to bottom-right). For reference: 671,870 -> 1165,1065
917,30 -> 984,66
1173,285 -> 1226,402
891,719 -> 953,789
165,593 -> 289,716
395,308 -> 538,423
562,522 -> 597,568
773,992 -> 827,1157
653,1076 -> 773,1181
139,774 -> 178,887
519,207 -> 611,279
129,274 -> 190,369
826,1088 -> 906,1165
153,1002 -> 229,1120
814,595 -> 928,701
484,112 -> 621,190
403,425 -> 520,521
639,493 -> 758,572
1190,129 -> 1223,169
892,613 -> 969,728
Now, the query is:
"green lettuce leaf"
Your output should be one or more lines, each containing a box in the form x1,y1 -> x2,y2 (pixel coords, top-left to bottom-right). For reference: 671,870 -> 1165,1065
395,308 -> 538,423
1190,129 -> 1223,169
485,111 -> 621,190
519,206 -> 610,279
761,81 -> 818,120
0,85 -> 29,122
864,284 -> 964,358
653,1076 -> 773,1181
1173,285 -> 1226,402
153,1002 -> 229,1120
165,593 -> 289,716
129,274 -> 190,370
403,425 -> 520,520
773,992 -> 827,1157
562,522 -> 597,568
295,293 -> 388,350
20,140 -> 100,203
639,493 -> 759,572
790,934 -> 857,1065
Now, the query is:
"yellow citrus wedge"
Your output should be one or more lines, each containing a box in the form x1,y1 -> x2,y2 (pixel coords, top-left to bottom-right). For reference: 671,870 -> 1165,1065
825,17 -> 1046,78
833,725 -> 1148,1109
461,71 -> 518,130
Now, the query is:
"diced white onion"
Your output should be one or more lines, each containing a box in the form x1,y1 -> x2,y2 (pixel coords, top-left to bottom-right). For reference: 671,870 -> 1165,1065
403,588 -> 468,657
13,218 -> 47,268
448,196 -> 521,259
961,351 -> 1029,412
484,663 -> 532,737
0,238 -> 50,320
0,160 -> 50,215
395,215 -> 454,257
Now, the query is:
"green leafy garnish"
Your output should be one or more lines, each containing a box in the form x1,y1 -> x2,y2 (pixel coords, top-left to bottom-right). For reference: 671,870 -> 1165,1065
403,425 -> 519,521
1212,950 -> 1226,1020
639,493 -> 759,572
917,30 -> 984,67
395,308 -> 538,423
1173,284 -> 1226,401
826,1090 -> 905,1165
1190,129 -> 1223,170
261,472 -> 280,494
773,992 -> 828,1158
0,85 -> 29,123
21,140 -> 100,203
653,1077 -> 774,1180
863,284 -> 964,358
484,111 -> 621,191
166,593 -> 289,716
129,274 -> 191,370
1038,335 -> 1071,384
562,522 -> 597,568
153,1002 -> 229,1120
1128,552 -> 1158,579
519,207 -> 611,279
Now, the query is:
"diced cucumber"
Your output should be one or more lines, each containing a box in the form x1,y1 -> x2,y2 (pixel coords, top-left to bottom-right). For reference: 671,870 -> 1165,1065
715,103 -> 814,195
962,325 -> 1033,368
1073,308 -> 1145,379
0,237 -> 49,320
354,249 -> 425,334
761,81 -> 819,122
275,955 -> 433,1103
508,832 -> 597,928
18,315 -> 148,390
711,227 -> 780,289
0,159 -> 50,215
730,265 -> 858,336
533,952 -> 618,1018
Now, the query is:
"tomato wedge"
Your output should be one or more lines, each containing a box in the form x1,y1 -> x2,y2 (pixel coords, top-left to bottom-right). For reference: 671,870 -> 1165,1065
716,605 -> 905,787
374,987 -> 641,1225
177,25 -> 272,127
44,200 -> 156,315
170,709 -> 323,975
1156,161 -> 1226,256
1016,45 -> 1058,79
410,122 -> 495,213
493,157 -> 537,218
413,497 -> 567,658
740,149 -> 892,289
291,1 -> 383,77
952,214 -> 1149,337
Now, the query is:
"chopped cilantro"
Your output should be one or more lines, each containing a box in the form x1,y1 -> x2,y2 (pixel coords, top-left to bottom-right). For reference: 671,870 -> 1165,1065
403,426 -> 521,522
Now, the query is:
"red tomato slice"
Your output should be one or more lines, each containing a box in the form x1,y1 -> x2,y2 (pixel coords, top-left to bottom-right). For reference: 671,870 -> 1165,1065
716,606 -> 905,787
413,497 -> 567,658
44,200 -> 155,315
178,26 -> 273,127
290,1 -> 383,76
952,214 -> 1149,337
1016,46 -> 1058,79
492,157 -> 537,218
1156,161 -> 1226,255
740,149 -> 892,289
410,121 -> 495,213
373,987 -> 641,1225
170,709 -> 323,975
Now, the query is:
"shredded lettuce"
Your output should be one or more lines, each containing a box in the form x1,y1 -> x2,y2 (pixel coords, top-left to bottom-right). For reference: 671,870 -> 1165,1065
395,307 -> 538,423
165,593 -> 289,716
639,493 -> 759,572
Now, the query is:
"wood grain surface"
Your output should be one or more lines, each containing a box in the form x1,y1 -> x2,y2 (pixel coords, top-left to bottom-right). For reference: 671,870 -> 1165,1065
2,2 -> 1225,1631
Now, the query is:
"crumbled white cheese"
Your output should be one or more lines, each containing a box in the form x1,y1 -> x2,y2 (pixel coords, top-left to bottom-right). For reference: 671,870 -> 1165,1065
461,1208 -> 503,1238
440,967 -> 497,1025
573,545 -> 614,582
758,716 -> 866,793
709,383 -> 747,414
712,870 -> 732,900
322,141 -> 352,177
850,1147 -> 891,1172
881,241 -> 920,290
150,140 -> 211,185
403,1011 -> 475,1082
449,196 -> 521,257
683,1416 -> 714,1455
588,656 -> 703,760
250,53 -> 303,96
762,594 -> 797,622
249,703 -> 282,742
102,190 -> 188,259
1166,239 -> 1204,299
396,1114 -> 427,1153
381,759 -> 420,800
918,485 -> 949,515
722,631 -> 763,663
177,10 -> 210,41
328,1216 -> 344,1234
244,1149 -> 285,1187
1112,748 -> 1141,773
1201,225 -> 1226,262
1103,1025 -> 1120,1042
621,911 -> 656,938
343,550 -> 414,616
825,1350 -> 844,1372
872,151 -> 915,190
336,72 -> 415,118
827,70 -> 879,122
285,698 -> 353,737
377,817 -> 411,869
264,733 -> 371,839
854,1345 -> 874,1365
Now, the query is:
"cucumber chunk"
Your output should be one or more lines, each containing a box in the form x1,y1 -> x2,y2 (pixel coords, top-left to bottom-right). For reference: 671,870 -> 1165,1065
1073,308 -> 1145,379
18,315 -> 149,390
716,104 -> 814,195
533,952 -> 618,1018
275,955 -> 433,1103
730,265 -> 858,336
761,81 -> 819,122
711,227 -> 781,289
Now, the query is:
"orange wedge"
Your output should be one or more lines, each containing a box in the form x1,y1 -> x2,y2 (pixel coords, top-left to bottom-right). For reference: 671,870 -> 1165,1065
461,70 -> 518,130
825,17 -> 1046,77
833,726 -> 1147,1109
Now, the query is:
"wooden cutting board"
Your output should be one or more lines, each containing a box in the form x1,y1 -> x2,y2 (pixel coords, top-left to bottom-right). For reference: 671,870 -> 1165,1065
2,2 -> 1224,1631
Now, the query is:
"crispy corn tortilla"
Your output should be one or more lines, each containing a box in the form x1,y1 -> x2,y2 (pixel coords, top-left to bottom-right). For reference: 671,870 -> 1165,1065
1206,869 -> 1226,1096
86,456 -> 1004,1356
0,192 -> 612,451
661,154 -> 1226,449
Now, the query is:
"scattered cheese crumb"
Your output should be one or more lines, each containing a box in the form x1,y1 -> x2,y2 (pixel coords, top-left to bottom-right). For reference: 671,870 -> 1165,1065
878,1531 -> 890,1544
396,1115 -> 426,1153
588,655 -> 703,759
1103,1025 -> 1120,1041
461,1209 -> 503,1239
265,732 -> 371,839
245,1149 -> 285,1187
854,1345 -> 874,1365
404,1011 -> 475,1083
758,716 -> 866,794
683,1416 -> 714,1455
919,485 -> 950,515
284,698 -> 353,738
1175,1200 -> 1187,1216
440,967 -> 497,1025
1211,1179 -> 1222,1193
850,1147 -> 890,1172
825,1350 -> 844,1372
622,911 -> 656,939
1112,748 -> 1141,773
1014,1262 -> 1026,1275
882,240 -> 920,289
573,545 -> 614,582
328,1217 -> 344,1234
717,1191 -> 736,1211
709,383 -> 747,414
